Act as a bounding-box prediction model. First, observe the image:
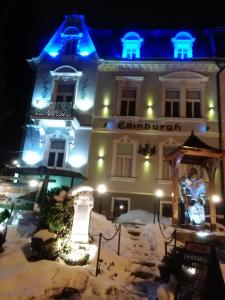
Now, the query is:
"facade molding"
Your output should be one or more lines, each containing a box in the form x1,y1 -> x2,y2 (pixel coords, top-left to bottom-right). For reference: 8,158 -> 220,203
98,60 -> 219,73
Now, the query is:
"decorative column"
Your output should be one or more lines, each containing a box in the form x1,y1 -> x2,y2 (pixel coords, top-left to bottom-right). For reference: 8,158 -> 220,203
171,153 -> 184,227
204,159 -> 219,231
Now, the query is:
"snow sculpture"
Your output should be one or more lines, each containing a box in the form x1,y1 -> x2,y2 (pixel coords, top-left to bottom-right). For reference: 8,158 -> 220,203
179,167 -> 206,225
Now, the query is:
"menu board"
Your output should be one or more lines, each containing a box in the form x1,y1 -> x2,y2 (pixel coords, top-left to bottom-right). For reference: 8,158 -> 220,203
175,242 -> 211,300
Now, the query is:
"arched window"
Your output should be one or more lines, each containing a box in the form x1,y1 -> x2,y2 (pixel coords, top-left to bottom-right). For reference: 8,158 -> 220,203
121,32 -> 143,59
60,26 -> 83,55
171,31 -> 195,59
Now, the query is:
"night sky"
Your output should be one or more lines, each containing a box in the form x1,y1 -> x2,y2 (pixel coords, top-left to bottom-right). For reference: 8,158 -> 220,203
1,0 -> 225,167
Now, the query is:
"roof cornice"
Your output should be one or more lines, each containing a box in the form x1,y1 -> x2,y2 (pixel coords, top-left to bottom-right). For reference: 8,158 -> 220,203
98,60 -> 220,72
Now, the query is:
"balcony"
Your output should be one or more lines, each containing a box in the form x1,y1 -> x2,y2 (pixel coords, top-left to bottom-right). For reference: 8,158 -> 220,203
30,101 -> 77,118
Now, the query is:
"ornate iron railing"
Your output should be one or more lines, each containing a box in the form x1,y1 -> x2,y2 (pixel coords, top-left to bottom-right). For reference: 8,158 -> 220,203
30,101 -> 75,117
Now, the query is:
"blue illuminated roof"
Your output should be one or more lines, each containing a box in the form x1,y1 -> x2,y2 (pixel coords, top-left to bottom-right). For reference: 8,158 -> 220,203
90,28 -> 225,60
174,31 -> 193,40
29,14 -> 225,63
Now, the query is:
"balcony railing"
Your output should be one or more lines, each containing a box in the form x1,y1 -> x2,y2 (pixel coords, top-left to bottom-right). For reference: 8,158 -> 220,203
30,101 -> 76,118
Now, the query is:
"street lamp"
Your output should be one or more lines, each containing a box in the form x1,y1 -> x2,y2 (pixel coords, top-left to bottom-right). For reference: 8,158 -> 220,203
154,189 -> 164,223
211,194 -> 221,204
97,184 -> 107,214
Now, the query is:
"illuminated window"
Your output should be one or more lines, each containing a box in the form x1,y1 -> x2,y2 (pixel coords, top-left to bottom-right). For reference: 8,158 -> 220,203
111,136 -> 137,181
186,90 -> 201,118
171,31 -> 195,59
121,32 -> 143,59
165,90 -> 180,117
120,88 -> 137,116
47,139 -> 66,168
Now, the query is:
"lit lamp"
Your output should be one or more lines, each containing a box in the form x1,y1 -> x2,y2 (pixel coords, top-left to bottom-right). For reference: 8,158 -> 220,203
211,194 -> 221,204
154,189 -> 164,223
97,184 -> 107,214
210,194 -> 221,231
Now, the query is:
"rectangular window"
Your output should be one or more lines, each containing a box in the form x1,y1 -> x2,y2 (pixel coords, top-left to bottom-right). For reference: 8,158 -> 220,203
55,82 -> 75,102
186,90 -> 201,118
120,89 -> 137,116
165,90 -> 180,117
47,139 -> 65,168
115,143 -> 133,177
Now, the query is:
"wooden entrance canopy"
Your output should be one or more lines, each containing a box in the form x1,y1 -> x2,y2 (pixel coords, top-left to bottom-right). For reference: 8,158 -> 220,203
165,131 -> 225,230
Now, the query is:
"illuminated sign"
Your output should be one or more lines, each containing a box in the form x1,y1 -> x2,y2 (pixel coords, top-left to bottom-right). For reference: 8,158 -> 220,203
105,120 -> 181,131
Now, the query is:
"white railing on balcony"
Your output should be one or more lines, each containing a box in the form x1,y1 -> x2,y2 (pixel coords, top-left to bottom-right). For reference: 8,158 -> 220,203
30,101 -> 75,117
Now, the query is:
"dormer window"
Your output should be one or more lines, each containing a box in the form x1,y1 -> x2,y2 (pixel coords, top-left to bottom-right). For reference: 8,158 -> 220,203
121,32 -> 143,59
171,31 -> 195,59
60,26 -> 83,55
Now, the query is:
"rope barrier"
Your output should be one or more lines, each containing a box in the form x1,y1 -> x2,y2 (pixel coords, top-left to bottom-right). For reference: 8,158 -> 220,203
95,223 -> 121,276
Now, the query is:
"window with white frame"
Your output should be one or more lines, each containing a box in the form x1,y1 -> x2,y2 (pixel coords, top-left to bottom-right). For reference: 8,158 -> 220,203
115,143 -> 133,177
115,76 -> 143,117
186,90 -> 201,118
47,139 -> 66,168
111,136 -> 137,180
159,71 -> 208,119
120,88 -> 137,116
165,90 -> 180,117
50,66 -> 82,105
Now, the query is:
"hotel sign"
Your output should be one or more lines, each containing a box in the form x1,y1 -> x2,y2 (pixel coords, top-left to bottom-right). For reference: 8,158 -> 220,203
105,120 -> 181,131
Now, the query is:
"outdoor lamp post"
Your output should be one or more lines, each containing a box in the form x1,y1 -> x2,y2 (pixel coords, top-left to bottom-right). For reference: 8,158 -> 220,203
154,189 -> 164,223
211,194 -> 221,204
97,184 -> 107,214
209,194 -> 221,231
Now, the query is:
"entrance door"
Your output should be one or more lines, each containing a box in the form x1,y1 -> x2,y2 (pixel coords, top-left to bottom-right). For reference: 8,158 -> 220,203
113,198 -> 129,218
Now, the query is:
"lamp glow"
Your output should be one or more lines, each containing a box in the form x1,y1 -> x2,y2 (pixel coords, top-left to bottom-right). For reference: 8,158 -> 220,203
68,154 -> 87,168
97,184 -> 107,194
211,194 -> 221,203
155,189 -> 164,198
29,179 -> 39,188
196,231 -> 209,237
23,151 -> 41,166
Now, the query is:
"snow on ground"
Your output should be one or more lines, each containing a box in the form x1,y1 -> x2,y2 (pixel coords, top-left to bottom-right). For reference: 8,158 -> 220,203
3,209 -> 224,299
117,209 -> 171,225
0,210 -> 171,299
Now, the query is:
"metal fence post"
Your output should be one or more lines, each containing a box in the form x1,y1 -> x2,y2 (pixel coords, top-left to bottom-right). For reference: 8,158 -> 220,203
117,225 -> 121,255
96,233 -> 102,277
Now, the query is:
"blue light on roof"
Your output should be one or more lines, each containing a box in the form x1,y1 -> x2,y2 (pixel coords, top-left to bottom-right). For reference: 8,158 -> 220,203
79,50 -> 90,57
171,31 -> 196,59
49,51 -> 59,57
121,32 -> 143,59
